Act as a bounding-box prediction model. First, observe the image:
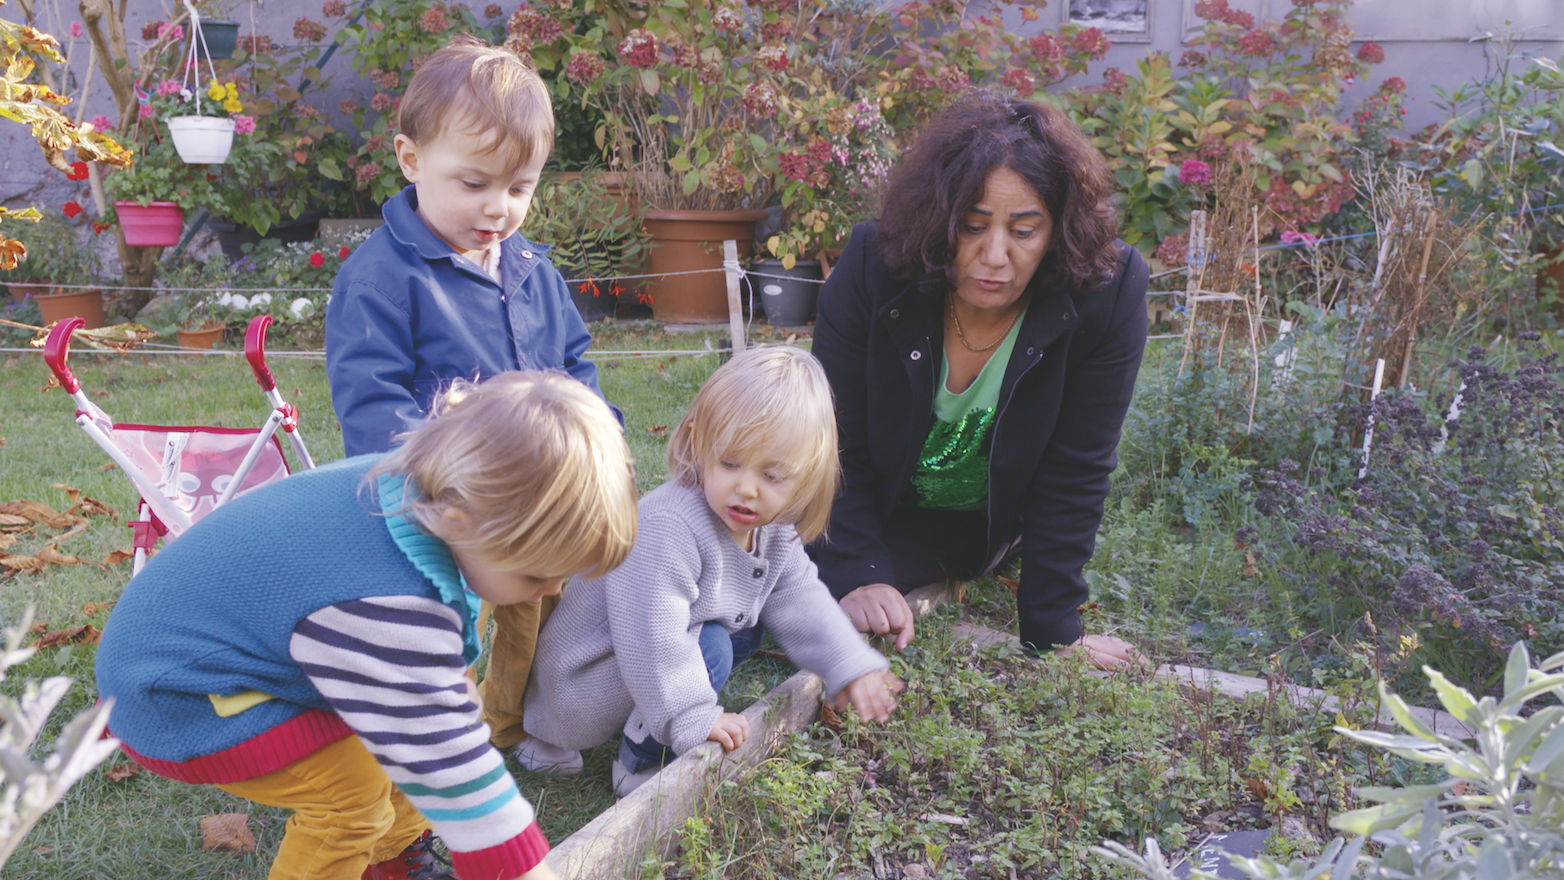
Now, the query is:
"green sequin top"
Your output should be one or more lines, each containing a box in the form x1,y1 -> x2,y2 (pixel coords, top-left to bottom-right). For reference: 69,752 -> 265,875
911,308 -> 1027,510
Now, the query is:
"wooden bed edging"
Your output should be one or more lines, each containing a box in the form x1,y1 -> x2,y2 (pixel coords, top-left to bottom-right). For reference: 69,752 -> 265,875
950,621 -> 1477,740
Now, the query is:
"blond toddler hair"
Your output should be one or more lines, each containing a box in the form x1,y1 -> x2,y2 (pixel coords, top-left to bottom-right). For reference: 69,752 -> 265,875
666,346 -> 840,542
370,371 -> 637,579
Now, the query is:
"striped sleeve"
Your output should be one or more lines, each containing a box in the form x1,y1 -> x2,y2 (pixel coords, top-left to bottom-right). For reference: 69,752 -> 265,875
291,596 -> 548,879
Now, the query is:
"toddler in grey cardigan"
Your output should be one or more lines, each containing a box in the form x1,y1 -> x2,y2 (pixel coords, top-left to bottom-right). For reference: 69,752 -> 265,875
522,347 -> 902,797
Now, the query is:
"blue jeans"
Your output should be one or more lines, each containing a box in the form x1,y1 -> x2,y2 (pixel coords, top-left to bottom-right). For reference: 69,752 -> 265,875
619,621 -> 763,773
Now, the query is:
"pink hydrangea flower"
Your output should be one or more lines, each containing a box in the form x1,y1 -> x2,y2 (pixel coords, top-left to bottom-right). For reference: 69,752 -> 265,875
564,51 -> 606,85
156,79 -> 183,96
233,114 -> 256,134
618,29 -> 659,69
1357,41 -> 1385,64
1178,159 -> 1212,186
1280,230 -> 1319,246
90,114 -> 114,131
157,22 -> 183,41
70,22 -> 84,38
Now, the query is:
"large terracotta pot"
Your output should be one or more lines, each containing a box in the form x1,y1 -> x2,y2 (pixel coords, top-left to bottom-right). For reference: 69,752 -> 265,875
641,208 -> 766,324
34,288 -> 106,329
6,281 -> 50,303
177,324 -> 225,353
114,201 -> 184,247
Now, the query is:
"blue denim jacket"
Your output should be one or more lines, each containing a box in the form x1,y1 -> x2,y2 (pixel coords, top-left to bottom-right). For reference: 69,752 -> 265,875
325,185 -> 614,456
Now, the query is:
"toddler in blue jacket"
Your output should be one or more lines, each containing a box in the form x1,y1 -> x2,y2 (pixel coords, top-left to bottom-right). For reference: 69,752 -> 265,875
324,35 -> 614,770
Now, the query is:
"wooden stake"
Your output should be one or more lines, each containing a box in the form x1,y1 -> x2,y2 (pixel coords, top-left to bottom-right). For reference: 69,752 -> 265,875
1358,358 -> 1386,480
723,240 -> 745,356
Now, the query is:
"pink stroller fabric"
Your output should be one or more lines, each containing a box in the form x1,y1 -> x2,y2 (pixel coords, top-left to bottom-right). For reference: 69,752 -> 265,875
112,423 -> 290,538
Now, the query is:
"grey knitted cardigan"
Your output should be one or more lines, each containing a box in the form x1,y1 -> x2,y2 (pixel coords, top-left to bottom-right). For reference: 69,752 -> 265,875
523,480 -> 889,755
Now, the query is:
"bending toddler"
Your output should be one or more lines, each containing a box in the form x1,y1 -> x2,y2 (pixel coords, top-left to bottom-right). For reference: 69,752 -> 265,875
96,372 -> 638,880
523,346 -> 901,797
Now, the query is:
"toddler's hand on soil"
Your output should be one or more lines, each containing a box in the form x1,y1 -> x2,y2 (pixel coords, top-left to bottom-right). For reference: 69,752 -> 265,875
840,583 -> 916,651
1061,634 -> 1146,670
708,712 -> 750,751
835,670 -> 904,723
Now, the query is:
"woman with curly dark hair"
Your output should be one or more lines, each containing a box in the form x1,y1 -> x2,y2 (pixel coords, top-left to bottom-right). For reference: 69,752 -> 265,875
808,93 -> 1149,666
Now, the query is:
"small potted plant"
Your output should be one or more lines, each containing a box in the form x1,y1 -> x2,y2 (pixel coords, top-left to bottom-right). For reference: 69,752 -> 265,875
188,0 -> 241,60
161,72 -> 248,164
0,210 -> 104,328
101,130 -> 216,246
156,255 -> 238,350
524,170 -> 652,323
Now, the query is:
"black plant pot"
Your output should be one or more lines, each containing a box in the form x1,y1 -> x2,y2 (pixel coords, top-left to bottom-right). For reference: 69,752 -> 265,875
194,20 -> 240,60
752,259 -> 823,326
213,213 -> 322,262
569,280 -> 618,323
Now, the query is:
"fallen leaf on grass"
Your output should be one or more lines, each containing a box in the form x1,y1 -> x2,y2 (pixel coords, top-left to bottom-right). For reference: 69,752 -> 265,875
106,763 -> 140,781
102,549 -> 135,566
82,600 -> 117,616
31,624 -> 101,649
199,814 -> 256,853
35,545 -> 85,566
97,461 -> 118,472
646,425 -> 668,436
51,483 -> 118,520
0,500 -> 85,530
996,575 -> 1019,594
1242,549 -> 1258,579
0,533 -> 15,552
1243,776 -> 1270,800
0,513 -> 32,527
1,554 -> 48,574
29,621 -> 48,634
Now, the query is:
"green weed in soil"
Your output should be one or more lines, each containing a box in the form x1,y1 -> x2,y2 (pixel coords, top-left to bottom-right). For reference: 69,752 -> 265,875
658,613 -> 1380,880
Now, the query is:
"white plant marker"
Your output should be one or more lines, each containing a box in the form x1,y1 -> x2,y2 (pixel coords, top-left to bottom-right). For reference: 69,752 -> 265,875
1432,378 -> 1466,455
1358,357 -> 1386,480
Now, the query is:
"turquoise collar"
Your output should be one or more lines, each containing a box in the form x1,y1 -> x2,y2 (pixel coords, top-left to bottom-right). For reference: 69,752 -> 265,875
377,473 -> 482,666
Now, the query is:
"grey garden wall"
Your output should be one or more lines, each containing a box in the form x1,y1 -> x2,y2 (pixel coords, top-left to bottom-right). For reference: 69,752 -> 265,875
5,0 -> 1563,239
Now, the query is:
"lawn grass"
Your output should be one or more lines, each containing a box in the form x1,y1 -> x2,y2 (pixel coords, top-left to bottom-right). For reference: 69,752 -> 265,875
0,322 -> 806,878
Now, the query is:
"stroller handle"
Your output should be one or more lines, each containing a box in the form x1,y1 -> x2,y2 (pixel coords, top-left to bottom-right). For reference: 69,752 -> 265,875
244,315 -> 277,392
43,317 -> 86,394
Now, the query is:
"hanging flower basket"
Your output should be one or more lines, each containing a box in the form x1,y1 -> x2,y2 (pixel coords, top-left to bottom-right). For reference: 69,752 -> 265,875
114,201 -> 184,247
168,115 -> 235,164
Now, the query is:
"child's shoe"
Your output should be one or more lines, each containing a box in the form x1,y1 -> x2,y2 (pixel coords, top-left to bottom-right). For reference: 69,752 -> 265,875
361,830 -> 455,880
512,736 -> 584,775
611,758 -> 661,798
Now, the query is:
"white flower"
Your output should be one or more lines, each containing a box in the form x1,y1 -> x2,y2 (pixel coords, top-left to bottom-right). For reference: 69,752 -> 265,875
216,292 -> 248,310
249,292 -> 273,308
289,297 -> 314,319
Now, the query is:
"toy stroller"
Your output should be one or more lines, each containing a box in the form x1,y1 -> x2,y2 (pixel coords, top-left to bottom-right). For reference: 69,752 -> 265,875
44,315 -> 316,574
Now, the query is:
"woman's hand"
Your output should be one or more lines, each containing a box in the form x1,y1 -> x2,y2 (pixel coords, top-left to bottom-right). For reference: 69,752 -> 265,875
833,669 -> 905,722
1060,634 -> 1146,670
707,712 -> 750,751
840,583 -> 916,651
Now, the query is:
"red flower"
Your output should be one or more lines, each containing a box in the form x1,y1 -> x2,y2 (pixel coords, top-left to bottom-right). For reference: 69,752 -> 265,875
92,221 -> 110,235
66,161 -> 89,181
63,201 -> 84,218
338,245 -> 351,259
309,252 -> 325,268
1357,42 -> 1385,64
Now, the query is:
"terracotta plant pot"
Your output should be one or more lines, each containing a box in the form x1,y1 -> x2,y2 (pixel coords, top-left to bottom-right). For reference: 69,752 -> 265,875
115,202 -> 184,247
177,324 -> 225,352
34,288 -> 106,329
168,116 -> 236,164
6,281 -> 50,303
641,208 -> 767,324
